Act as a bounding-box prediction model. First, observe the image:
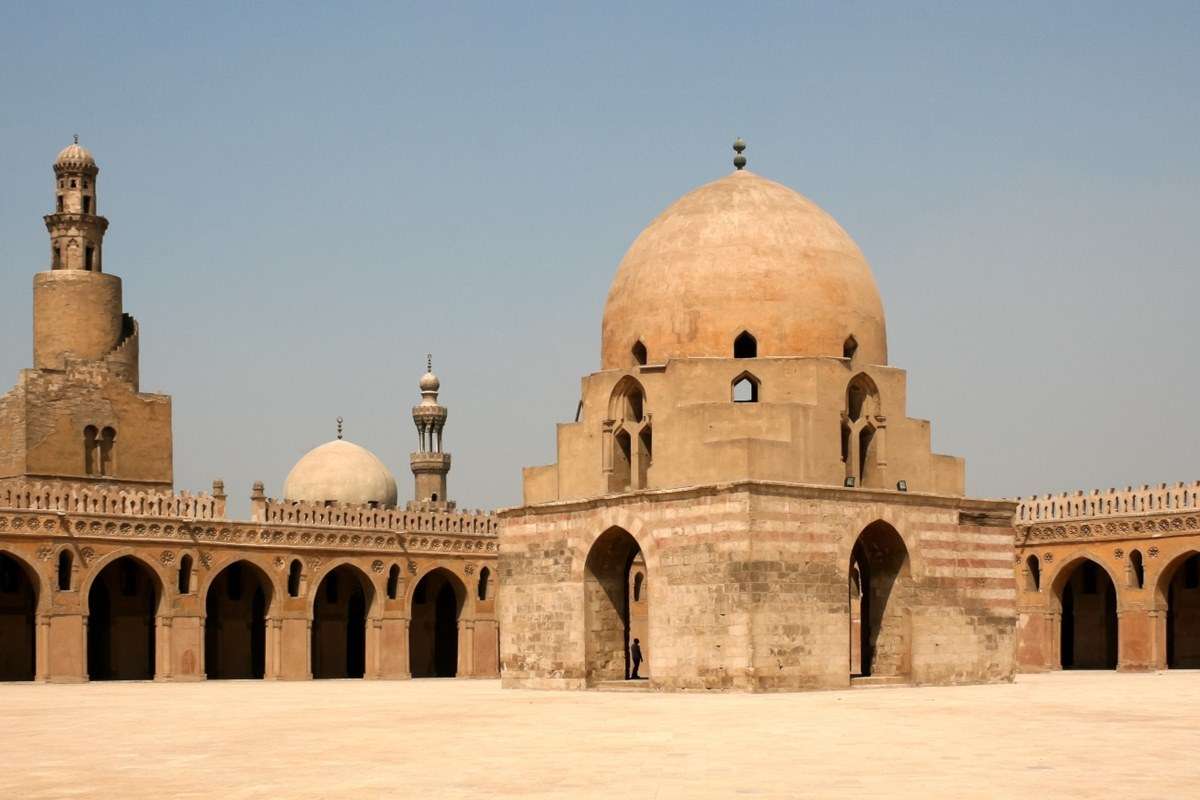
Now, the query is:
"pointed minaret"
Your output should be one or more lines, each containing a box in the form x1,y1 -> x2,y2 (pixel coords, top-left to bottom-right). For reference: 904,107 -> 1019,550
410,355 -> 451,505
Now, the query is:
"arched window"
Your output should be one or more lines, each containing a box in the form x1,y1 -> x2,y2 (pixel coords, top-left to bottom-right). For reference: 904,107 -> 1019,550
734,331 -> 757,358
843,374 -> 882,488
732,372 -> 760,403
633,571 -> 644,602
84,426 -> 98,475
98,427 -> 116,476
57,550 -> 72,591
287,559 -> 302,598
843,336 -> 858,360
478,566 -> 491,601
1129,550 -> 1144,589
608,377 -> 650,492
1026,554 -> 1041,591
387,564 -> 400,600
631,340 -> 647,366
178,554 -> 193,594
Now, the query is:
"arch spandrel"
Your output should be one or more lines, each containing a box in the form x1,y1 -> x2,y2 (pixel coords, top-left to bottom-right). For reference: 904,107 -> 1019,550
198,556 -> 280,614
569,514 -> 656,582
1046,552 -> 1127,613
1152,548 -> 1200,612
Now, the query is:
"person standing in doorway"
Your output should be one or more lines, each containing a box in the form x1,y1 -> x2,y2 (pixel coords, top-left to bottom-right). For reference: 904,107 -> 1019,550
629,638 -> 643,679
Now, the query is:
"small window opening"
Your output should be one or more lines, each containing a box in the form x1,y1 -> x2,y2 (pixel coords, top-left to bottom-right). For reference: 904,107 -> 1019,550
732,374 -> 759,403
843,336 -> 858,360
53,246 -> 62,269
632,340 -> 647,366
83,179 -> 89,188
57,550 -> 73,591
287,559 -> 302,597
1026,555 -> 1041,592
57,195 -> 64,212
478,567 -> 491,601
84,425 -> 98,475
82,196 -> 91,214
387,564 -> 400,600
1082,561 -> 1099,595
178,555 -> 193,594
431,493 -> 439,502
70,179 -> 76,188
734,331 -> 757,358
633,571 -> 644,602
98,427 -> 115,475
85,246 -> 95,271
1129,550 -> 1144,589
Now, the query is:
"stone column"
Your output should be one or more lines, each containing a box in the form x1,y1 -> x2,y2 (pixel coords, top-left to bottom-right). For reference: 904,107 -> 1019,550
35,613 -> 50,682
156,616 -> 173,680
461,620 -> 476,678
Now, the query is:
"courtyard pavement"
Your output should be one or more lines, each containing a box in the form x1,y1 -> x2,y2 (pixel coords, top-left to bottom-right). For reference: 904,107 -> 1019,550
0,671 -> 1196,798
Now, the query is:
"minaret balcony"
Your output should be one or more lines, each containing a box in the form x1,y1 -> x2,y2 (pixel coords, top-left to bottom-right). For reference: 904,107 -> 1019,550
410,452 -> 451,472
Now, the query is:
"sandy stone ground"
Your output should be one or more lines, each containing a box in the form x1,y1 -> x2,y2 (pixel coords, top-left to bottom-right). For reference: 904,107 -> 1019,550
1,672 -> 1197,799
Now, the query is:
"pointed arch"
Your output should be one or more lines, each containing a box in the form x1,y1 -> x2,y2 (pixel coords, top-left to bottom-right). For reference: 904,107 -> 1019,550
731,371 -> 760,403
733,330 -> 757,358
409,567 -> 468,677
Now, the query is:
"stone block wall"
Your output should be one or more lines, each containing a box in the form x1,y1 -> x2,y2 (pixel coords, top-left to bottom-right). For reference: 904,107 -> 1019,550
499,481 -> 1015,692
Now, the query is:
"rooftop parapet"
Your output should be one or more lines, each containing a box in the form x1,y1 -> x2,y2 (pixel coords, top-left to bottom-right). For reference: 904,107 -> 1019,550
1013,481 -> 1200,524
250,491 -> 497,535
0,478 -> 225,520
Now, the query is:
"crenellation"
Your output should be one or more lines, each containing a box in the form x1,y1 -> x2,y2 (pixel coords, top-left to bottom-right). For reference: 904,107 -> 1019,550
1012,481 -> 1200,523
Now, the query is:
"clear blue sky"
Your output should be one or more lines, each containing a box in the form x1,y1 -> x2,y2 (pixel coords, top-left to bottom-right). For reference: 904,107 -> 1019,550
2,2 -> 1197,516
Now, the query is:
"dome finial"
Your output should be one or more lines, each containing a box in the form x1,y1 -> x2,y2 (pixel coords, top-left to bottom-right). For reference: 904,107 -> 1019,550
733,137 -> 747,170
336,416 -> 344,440
426,353 -> 432,372
73,133 -> 79,145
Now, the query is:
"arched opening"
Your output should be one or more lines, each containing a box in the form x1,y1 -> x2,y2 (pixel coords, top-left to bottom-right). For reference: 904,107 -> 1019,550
409,569 -> 466,677
843,335 -> 858,360
87,556 -> 159,680
858,425 -> 878,487
311,565 -> 371,679
631,340 -> 647,366
732,372 -> 760,403
287,559 -> 302,598
612,429 -> 632,492
178,555 -> 193,594
57,550 -> 73,591
0,552 -> 37,681
636,426 -> 652,488
387,564 -> 400,600
848,522 -> 911,679
844,374 -> 882,488
1129,550 -> 1144,589
477,567 -> 490,601
733,330 -> 757,358
98,427 -> 116,476
84,425 -> 98,475
1163,552 -> 1200,668
204,561 -> 271,679
1026,555 -> 1041,592
1056,559 -> 1118,669
584,527 -> 647,683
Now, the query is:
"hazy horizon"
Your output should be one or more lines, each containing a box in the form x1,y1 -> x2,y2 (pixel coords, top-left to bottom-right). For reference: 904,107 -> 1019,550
2,3 -> 1197,517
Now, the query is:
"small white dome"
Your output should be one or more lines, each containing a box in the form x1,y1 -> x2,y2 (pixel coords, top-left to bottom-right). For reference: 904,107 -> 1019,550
283,439 -> 398,507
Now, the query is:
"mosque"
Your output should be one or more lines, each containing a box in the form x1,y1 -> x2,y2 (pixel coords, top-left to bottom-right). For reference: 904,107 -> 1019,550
0,139 -> 1196,688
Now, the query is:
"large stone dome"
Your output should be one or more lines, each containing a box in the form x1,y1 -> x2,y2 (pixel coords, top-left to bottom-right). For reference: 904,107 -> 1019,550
601,169 -> 887,369
283,439 -> 398,507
